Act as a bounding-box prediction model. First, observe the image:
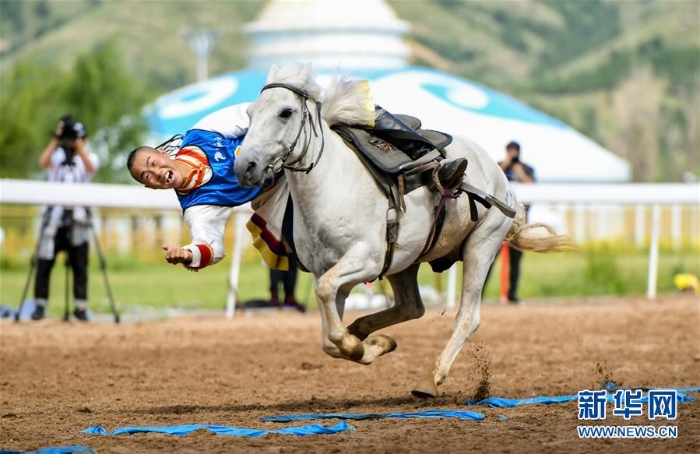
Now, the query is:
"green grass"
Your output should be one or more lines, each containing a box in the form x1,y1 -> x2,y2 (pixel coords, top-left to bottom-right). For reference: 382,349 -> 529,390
1,246 -> 697,318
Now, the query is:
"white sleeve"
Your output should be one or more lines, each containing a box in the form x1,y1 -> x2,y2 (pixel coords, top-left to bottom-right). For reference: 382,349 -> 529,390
181,204 -> 233,270
50,149 -> 65,169
191,103 -> 251,139
83,152 -> 99,182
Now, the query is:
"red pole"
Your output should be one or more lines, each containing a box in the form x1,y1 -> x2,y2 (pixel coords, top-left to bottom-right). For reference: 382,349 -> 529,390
500,243 -> 509,303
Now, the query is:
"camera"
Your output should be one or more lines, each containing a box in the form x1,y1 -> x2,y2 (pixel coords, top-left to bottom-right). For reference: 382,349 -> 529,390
56,115 -> 87,164
56,115 -> 87,141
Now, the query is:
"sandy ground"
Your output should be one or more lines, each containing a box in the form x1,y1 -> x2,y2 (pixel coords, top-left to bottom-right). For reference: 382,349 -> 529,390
1,295 -> 699,453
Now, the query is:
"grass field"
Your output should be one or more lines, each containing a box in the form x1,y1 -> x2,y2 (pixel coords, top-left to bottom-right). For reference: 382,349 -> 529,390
0,245 -> 697,318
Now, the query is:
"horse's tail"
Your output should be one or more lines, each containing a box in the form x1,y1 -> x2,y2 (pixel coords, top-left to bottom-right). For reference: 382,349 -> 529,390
505,203 -> 573,253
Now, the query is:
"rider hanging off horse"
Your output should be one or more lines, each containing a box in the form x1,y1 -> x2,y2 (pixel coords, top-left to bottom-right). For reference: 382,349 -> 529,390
127,87 -> 469,274
129,63 -> 570,398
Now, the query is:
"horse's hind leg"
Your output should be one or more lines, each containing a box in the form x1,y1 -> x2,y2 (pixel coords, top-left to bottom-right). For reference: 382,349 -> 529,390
348,263 -> 425,341
412,214 -> 511,398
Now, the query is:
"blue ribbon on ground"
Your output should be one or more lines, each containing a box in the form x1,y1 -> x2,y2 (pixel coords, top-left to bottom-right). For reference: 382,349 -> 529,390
82,420 -> 351,437
261,409 -> 484,423
466,387 -> 700,408
0,447 -> 96,454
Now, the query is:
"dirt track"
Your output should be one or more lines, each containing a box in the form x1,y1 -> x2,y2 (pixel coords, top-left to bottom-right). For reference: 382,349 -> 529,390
1,295 -> 699,453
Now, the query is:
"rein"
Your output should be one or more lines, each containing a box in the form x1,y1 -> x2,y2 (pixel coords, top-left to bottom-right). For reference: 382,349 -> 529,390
260,83 -> 325,174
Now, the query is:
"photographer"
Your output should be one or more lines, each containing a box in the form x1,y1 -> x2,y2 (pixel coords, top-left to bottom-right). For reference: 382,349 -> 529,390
496,141 -> 536,304
499,140 -> 535,185
31,115 -> 99,321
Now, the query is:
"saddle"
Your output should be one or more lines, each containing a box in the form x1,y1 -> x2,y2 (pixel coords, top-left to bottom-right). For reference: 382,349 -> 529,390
333,112 -> 451,194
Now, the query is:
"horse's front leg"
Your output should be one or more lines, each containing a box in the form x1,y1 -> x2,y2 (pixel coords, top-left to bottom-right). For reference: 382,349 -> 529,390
315,242 -> 387,362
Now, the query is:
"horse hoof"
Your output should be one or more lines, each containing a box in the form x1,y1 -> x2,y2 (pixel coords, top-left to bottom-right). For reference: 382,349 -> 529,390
342,335 -> 365,362
411,374 -> 438,398
367,334 -> 397,353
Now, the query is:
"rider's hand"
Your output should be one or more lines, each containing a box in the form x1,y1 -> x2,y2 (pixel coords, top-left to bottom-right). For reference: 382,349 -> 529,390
162,245 -> 193,265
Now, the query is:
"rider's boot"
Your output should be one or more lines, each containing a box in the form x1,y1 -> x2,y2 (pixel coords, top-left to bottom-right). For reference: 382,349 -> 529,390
436,157 -> 468,191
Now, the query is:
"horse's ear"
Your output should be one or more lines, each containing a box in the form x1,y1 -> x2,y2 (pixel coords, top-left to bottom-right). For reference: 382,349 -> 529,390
266,65 -> 279,84
300,62 -> 313,81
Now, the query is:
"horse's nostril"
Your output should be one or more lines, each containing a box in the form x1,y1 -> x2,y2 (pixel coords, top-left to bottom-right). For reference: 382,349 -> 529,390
246,161 -> 257,173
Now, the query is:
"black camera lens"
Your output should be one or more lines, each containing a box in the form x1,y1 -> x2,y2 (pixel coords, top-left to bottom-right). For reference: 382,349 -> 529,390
61,124 -> 78,140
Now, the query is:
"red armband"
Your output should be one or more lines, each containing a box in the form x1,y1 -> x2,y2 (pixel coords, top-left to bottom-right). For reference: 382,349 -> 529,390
186,243 -> 214,270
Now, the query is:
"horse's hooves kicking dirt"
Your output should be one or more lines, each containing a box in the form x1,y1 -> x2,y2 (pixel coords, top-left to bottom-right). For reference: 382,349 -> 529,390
411,373 -> 438,398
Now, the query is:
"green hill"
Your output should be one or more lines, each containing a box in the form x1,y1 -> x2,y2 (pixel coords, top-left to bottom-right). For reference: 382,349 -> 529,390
1,0 -> 698,181
0,0 -> 263,89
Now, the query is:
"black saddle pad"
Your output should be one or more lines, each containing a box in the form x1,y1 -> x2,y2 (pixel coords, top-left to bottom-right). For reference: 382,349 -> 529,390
333,124 -> 452,174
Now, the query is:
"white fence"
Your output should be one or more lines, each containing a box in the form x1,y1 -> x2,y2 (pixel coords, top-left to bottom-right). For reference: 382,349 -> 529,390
1,179 -> 698,316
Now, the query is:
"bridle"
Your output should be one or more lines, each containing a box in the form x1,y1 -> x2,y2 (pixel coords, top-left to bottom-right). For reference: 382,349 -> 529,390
259,83 -> 325,174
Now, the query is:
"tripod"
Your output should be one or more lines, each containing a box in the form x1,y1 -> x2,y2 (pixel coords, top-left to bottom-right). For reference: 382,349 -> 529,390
15,208 -> 120,323
86,208 -> 120,323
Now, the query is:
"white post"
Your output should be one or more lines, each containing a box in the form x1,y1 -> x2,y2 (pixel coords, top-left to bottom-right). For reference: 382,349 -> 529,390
596,204 -> 608,240
574,204 -> 586,243
635,204 -> 645,247
691,205 -> 699,245
647,204 -> 661,300
446,264 -> 457,309
226,212 -> 247,319
671,204 -> 681,251
561,203 -> 570,236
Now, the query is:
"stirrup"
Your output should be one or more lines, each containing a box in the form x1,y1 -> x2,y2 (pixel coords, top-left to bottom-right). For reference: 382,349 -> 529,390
433,158 -> 468,193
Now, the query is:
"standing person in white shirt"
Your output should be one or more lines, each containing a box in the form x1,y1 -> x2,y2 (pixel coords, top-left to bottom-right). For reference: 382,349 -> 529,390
32,115 -> 99,321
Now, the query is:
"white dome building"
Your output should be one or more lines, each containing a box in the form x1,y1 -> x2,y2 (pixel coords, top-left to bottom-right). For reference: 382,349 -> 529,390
146,0 -> 630,183
243,0 -> 410,70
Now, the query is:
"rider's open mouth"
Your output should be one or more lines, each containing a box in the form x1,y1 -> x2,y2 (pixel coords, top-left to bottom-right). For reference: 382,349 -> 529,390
165,170 -> 174,184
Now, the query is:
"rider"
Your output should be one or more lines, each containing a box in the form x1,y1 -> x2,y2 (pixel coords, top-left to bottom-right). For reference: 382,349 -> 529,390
127,103 -> 261,271
127,103 -> 468,271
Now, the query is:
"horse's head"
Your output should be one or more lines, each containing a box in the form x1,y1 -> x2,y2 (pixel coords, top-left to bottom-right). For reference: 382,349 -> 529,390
234,63 -> 321,187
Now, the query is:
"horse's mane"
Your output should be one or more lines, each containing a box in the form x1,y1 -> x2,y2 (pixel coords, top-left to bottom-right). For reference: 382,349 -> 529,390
270,64 -> 375,127
321,75 -> 376,127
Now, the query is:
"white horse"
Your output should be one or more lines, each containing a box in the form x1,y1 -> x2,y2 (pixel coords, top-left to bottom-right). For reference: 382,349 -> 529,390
234,63 -> 569,397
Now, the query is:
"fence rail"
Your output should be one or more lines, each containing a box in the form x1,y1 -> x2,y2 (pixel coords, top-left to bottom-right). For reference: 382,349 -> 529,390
2,179 -> 698,316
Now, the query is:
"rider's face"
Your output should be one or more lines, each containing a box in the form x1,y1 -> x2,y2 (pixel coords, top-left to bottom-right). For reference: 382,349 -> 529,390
130,147 -> 183,189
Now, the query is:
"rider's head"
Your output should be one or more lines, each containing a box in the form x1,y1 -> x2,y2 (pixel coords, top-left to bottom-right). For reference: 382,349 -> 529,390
127,146 -> 186,190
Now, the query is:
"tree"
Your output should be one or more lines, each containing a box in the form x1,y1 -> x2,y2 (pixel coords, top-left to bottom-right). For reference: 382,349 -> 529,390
62,40 -> 154,182
603,65 -> 665,182
0,59 -> 65,178
35,0 -> 50,19
0,40 -> 154,182
0,0 -> 27,36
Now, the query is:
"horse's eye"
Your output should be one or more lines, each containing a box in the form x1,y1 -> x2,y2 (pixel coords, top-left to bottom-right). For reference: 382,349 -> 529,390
279,108 -> 293,119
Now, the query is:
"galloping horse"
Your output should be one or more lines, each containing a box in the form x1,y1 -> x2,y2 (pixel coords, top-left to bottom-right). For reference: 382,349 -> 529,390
234,63 -> 569,397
